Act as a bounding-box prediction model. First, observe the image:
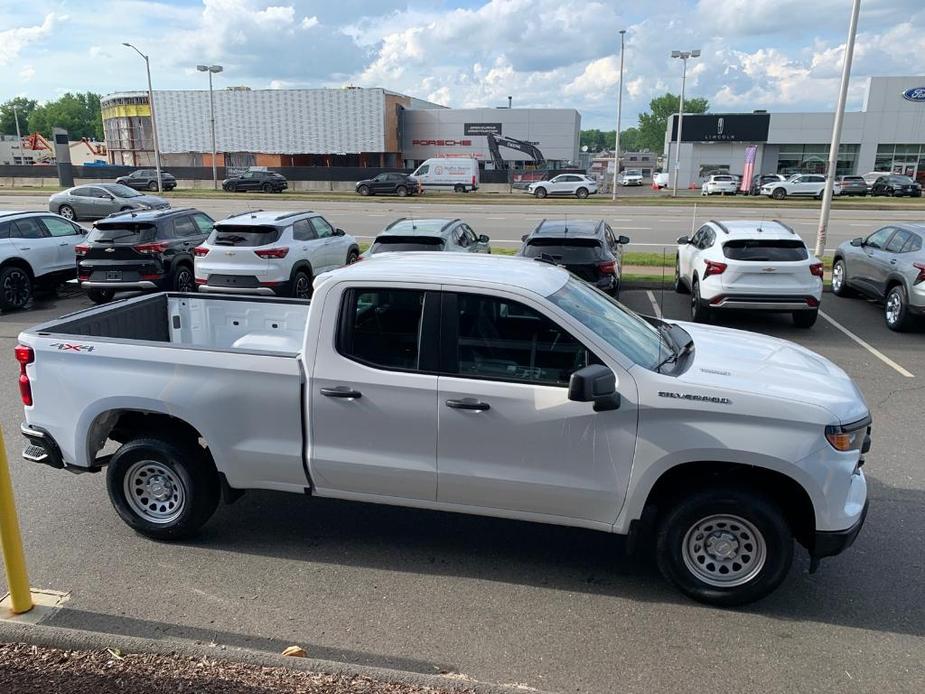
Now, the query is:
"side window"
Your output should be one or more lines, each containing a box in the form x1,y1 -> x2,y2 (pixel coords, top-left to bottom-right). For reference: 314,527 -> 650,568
11,218 -> 46,240
703,229 -> 716,248
89,187 -> 110,199
311,217 -> 334,239
885,229 -> 911,253
42,216 -> 79,237
171,216 -> 198,238
464,226 -> 478,246
416,165 -> 430,175
292,219 -> 315,241
451,293 -> 591,386
71,187 -> 92,198
694,226 -> 711,249
0,222 -> 10,240
337,288 -> 425,370
455,226 -> 469,247
866,227 -> 895,250
191,213 -> 214,235
242,171 -> 254,179
902,233 -> 923,253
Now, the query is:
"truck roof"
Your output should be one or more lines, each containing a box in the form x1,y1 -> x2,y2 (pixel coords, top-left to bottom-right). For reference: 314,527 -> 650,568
327,252 -> 569,296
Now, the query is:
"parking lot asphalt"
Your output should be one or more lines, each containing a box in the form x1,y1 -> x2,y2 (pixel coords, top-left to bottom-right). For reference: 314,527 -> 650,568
1,288 -> 924,693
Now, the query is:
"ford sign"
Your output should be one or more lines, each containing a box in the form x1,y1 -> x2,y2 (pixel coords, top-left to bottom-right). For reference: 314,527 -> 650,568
902,87 -> 925,102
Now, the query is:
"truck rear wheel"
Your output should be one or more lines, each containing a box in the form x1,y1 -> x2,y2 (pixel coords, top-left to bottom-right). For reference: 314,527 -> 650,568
655,487 -> 793,606
106,437 -> 220,541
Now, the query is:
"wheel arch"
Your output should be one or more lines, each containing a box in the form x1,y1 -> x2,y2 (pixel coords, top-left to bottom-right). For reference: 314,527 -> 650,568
288,259 -> 313,281
0,257 -> 35,279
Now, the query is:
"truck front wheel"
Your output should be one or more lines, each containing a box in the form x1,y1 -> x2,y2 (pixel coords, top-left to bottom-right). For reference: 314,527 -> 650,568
106,437 -> 220,541
655,487 -> 793,606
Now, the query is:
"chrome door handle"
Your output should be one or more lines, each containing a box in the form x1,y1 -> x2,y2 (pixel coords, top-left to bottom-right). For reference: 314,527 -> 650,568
445,398 -> 490,411
59,242 -> 69,246
320,386 -> 362,399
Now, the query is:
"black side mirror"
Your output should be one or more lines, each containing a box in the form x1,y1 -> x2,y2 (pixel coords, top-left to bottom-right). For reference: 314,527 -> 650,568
850,237 -> 864,247
618,235 -> 630,245
479,234 -> 490,244
568,364 -> 620,412
677,235 -> 690,245
521,234 -> 528,242
334,228 -> 345,237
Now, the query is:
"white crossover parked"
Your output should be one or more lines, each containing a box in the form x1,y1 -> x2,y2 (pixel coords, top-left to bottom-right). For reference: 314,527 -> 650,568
701,174 -> 738,196
619,170 -> 644,186
760,174 -> 827,200
527,174 -> 598,199
674,220 -> 824,327
194,210 -> 359,298
18,253 -> 869,606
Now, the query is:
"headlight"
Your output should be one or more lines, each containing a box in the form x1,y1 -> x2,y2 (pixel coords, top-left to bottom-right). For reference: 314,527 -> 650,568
825,416 -> 871,452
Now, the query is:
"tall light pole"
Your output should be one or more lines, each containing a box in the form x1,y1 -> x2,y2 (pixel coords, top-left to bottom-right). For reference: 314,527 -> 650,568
611,29 -> 626,201
671,48 -> 701,197
11,105 -> 22,165
815,0 -> 861,258
123,42 -> 163,193
197,64 -> 223,190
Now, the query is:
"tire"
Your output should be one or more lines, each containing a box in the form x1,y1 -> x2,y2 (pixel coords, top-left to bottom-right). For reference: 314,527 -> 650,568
831,259 -> 851,297
87,288 -> 115,304
106,436 -> 220,541
771,187 -> 787,200
534,187 -> 547,199
346,249 -> 359,265
792,309 -> 818,328
690,279 -> 710,323
357,185 -> 370,196
673,258 -> 688,294
0,265 -> 33,311
262,182 -> 273,193
172,264 -> 195,293
58,204 -> 76,221
576,187 -> 589,199
885,284 -> 912,332
291,269 -> 312,299
655,487 -> 793,606
454,184 -> 465,193
396,186 -> 408,198
147,181 -> 158,192
227,183 -> 237,193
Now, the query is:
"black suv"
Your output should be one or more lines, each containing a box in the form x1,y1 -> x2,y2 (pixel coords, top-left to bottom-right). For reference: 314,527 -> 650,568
517,219 -> 630,297
115,169 -> 177,192
870,175 -> 922,197
77,207 -> 214,303
222,170 -> 288,193
355,172 -> 420,197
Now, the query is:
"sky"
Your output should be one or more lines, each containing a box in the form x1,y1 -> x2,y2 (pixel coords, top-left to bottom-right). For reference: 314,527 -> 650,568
1,0 -> 924,129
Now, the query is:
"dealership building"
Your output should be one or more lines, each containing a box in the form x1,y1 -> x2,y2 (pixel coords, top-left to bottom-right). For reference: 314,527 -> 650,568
664,76 -> 925,186
101,87 -> 580,172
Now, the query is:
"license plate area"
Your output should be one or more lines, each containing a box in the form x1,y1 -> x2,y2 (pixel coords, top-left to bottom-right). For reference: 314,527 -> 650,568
106,271 -> 123,281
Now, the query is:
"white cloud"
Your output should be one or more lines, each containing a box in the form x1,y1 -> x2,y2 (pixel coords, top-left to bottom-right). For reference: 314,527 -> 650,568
301,15 -> 319,29
19,65 -> 36,81
0,13 -> 55,67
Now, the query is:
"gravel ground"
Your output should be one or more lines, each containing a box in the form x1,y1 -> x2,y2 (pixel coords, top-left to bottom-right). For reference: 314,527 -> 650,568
0,643 -> 478,694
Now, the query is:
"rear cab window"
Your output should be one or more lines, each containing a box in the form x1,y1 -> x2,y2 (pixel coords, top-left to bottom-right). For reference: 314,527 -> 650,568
722,239 -> 809,261
337,288 -> 426,370
209,224 -> 282,247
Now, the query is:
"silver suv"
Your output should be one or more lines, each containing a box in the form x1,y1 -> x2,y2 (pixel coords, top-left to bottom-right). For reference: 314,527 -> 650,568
832,224 -> 925,331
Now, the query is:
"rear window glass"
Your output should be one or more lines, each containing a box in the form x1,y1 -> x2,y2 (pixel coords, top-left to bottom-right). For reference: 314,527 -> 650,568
522,238 -> 603,263
722,239 -> 809,261
209,224 -> 282,247
842,176 -> 864,182
88,223 -> 157,243
370,236 -> 445,253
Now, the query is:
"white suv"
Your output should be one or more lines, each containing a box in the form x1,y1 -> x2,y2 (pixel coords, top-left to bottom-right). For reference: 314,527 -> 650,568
701,174 -> 738,196
760,174 -> 827,200
674,219 -> 823,327
619,170 -> 644,186
527,174 -> 598,199
194,210 -> 359,298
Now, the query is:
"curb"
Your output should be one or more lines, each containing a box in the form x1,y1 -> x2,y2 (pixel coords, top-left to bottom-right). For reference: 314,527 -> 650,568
0,620 -> 551,694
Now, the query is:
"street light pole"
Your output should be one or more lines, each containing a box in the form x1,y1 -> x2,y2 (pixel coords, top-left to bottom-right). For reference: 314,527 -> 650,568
11,105 -> 22,165
814,0 -> 861,258
611,29 -> 626,201
671,49 -> 701,197
123,43 -> 163,193
197,65 -> 223,190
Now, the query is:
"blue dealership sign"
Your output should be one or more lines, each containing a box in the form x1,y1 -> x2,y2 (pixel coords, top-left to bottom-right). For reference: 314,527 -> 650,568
902,87 -> 925,102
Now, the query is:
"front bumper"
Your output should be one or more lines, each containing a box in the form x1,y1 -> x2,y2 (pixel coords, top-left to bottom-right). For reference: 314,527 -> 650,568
812,498 -> 869,560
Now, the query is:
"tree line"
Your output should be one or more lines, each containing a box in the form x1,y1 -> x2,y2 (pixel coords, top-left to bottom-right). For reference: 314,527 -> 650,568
581,92 -> 709,154
0,93 -> 104,141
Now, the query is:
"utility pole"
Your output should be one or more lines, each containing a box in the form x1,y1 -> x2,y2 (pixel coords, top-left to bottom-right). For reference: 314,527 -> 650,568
671,49 -> 701,197
815,0 -> 861,258
611,29 -> 626,201
198,64 -> 224,190
124,43 -> 163,193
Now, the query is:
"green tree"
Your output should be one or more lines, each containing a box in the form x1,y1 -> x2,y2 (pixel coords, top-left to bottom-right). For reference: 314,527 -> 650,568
636,92 -> 709,152
580,128 -> 615,152
0,97 -> 38,137
618,126 -> 644,152
27,92 -> 104,140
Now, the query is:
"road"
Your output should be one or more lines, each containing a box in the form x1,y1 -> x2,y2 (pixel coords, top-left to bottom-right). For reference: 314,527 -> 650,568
0,284 -> 923,692
4,191 -> 924,253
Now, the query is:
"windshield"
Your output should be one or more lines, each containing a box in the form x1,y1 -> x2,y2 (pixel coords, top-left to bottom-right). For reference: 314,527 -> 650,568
88,223 -> 157,243
370,236 -> 445,253
547,278 -> 670,370
522,238 -> 602,264
101,183 -> 143,198
209,224 -> 282,247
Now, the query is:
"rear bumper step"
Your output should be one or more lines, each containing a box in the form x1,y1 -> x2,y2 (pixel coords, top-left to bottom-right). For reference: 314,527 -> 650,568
21,423 -> 96,474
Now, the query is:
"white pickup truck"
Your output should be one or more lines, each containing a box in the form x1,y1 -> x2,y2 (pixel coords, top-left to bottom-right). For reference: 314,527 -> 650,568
17,254 -> 870,606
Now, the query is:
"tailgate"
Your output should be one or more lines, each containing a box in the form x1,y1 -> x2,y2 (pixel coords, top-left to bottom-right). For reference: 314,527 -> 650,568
720,239 -> 816,293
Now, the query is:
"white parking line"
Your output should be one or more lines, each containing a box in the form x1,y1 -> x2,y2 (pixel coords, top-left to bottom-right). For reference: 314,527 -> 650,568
819,311 -> 914,378
645,290 -> 663,318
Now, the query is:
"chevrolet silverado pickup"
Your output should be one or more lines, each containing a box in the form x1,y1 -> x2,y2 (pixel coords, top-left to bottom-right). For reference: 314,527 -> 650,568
17,253 -> 870,606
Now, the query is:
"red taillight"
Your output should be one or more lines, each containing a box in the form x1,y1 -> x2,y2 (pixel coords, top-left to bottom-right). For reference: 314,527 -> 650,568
78,273 -> 90,282
134,242 -> 170,255
75,244 -> 89,257
195,278 -> 207,286
703,260 -> 727,278
140,273 -> 163,281
254,247 -> 289,259
193,246 -> 210,257
806,297 -> 819,307
810,262 -> 824,278
472,175 -> 476,186
914,262 -> 925,285
15,345 -> 34,407
597,260 -> 616,274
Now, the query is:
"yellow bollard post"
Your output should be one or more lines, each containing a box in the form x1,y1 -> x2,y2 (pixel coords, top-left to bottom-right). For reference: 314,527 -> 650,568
0,425 -> 32,614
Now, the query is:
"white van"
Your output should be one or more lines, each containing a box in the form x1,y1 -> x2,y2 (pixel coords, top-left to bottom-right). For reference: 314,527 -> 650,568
652,172 -> 670,189
410,158 -> 479,192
